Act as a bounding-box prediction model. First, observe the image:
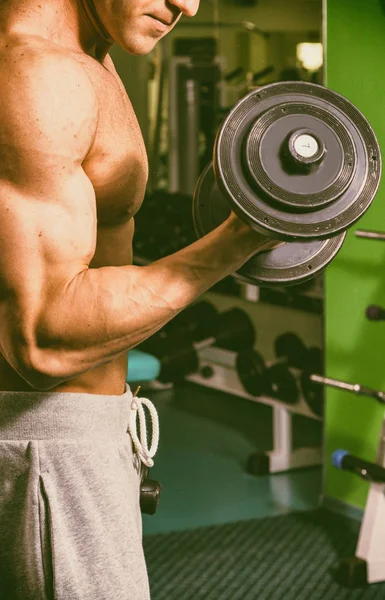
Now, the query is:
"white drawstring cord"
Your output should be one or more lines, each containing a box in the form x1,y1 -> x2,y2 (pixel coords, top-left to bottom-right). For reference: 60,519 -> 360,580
127,388 -> 159,469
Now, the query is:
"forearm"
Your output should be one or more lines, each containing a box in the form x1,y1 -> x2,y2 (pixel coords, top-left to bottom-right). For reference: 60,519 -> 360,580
29,216 -> 270,385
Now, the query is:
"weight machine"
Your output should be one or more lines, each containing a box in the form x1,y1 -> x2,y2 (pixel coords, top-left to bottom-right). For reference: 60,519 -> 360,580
168,38 -> 226,196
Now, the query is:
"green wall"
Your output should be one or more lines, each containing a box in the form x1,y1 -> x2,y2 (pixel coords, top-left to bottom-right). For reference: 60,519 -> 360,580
324,0 -> 385,509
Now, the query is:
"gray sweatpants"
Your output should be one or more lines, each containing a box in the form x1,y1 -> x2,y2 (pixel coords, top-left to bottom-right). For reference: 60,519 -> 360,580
0,386 -> 151,600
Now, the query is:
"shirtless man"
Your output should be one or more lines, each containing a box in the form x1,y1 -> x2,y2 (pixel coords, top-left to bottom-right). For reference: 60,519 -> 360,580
0,1 -> 276,599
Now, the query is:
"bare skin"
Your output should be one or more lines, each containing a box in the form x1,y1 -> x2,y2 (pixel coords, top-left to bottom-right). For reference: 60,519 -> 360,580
0,0 -> 277,394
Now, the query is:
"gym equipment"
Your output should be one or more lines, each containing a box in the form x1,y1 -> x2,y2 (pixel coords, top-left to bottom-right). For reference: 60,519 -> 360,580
264,362 -> 299,404
333,419 -> 385,587
236,344 -> 385,420
355,229 -> 385,240
126,350 -> 161,383
366,305 -> 385,321
178,20 -> 270,39
186,342 -> 322,473
299,347 -> 385,416
309,373 -> 385,404
298,347 -> 324,416
144,307 -> 256,384
274,332 -> 308,369
236,349 -> 300,404
235,349 -> 266,397
332,449 -> 385,484
168,39 -> 225,195
332,422 -> 385,587
236,334 -> 313,405
156,333 -> 200,383
193,81 -> 381,286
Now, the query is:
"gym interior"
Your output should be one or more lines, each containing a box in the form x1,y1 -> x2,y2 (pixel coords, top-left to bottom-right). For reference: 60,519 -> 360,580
117,0 -> 385,597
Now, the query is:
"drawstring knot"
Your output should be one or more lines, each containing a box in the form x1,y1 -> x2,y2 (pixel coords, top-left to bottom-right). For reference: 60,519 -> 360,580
127,388 -> 159,469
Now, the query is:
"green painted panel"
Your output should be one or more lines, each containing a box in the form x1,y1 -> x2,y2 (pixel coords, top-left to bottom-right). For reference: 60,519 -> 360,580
325,0 -> 385,508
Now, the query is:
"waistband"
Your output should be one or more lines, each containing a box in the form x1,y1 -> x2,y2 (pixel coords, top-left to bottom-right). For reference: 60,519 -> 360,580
0,385 -> 134,440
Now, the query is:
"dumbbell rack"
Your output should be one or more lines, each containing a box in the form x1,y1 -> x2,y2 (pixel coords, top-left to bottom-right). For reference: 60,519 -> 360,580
186,346 -> 322,474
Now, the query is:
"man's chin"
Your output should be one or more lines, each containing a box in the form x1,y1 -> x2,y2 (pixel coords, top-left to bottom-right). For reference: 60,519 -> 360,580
118,36 -> 160,56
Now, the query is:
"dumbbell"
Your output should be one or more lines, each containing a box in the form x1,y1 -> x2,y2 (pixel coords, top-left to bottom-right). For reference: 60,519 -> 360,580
274,332 -> 309,369
265,333 -> 311,403
149,307 -> 256,383
193,81 -> 381,287
236,333 -> 309,403
298,347 -> 324,416
235,350 -> 299,404
237,340 -> 323,409
260,346 -> 385,417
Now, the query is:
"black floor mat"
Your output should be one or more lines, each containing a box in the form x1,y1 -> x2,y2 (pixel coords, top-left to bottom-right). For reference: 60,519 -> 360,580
143,509 -> 385,600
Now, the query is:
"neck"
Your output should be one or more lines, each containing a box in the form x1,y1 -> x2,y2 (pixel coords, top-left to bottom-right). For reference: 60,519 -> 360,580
78,0 -> 114,54
0,0 -> 114,60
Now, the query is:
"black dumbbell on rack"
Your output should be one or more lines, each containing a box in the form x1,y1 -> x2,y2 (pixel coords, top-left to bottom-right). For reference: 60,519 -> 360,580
268,333 -> 313,405
237,337 -> 385,417
236,333 -> 313,406
142,306 -> 256,384
298,347 -> 324,416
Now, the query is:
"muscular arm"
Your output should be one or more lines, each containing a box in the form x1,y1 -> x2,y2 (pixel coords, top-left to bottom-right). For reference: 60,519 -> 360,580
0,50 -> 271,390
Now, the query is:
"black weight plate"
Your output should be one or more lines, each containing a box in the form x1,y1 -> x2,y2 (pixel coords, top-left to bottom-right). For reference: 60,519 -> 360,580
236,233 -> 345,286
274,332 -> 308,369
300,369 -> 324,417
236,350 -> 266,396
193,163 -> 346,286
245,110 -> 353,209
214,81 -> 381,239
305,346 -> 324,373
215,308 -> 256,351
265,363 -> 299,404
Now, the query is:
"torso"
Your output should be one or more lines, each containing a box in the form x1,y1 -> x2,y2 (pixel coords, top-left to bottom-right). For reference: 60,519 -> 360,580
0,46 -> 148,395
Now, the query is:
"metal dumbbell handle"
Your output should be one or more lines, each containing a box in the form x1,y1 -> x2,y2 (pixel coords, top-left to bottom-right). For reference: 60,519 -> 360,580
310,374 -> 385,404
355,229 -> 385,240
